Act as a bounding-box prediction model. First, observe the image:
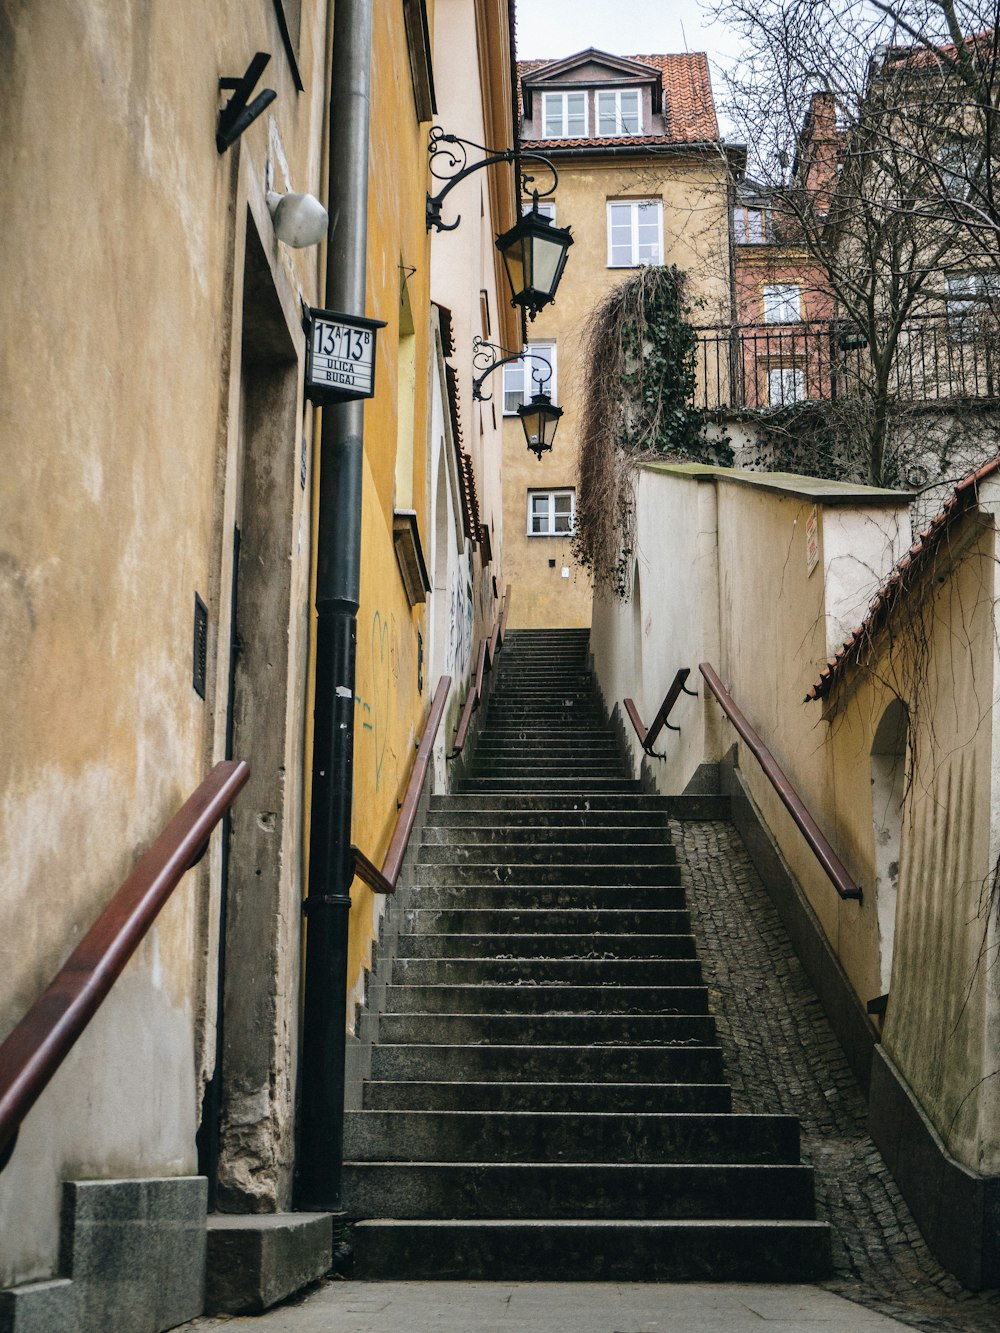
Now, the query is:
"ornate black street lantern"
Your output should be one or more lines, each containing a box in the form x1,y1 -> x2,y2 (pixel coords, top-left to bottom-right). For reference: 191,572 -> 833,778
426,129 -> 573,319
471,336 -> 563,459
518,389 -> 563,459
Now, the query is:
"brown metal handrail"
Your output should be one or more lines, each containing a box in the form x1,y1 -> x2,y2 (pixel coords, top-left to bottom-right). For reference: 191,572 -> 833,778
699,662 -> 863,902
351,674 -> 452,894
624,668 -> 698,756
452,640 -> 488,754
451,585 -> 512,756
0,759 -> 251,1165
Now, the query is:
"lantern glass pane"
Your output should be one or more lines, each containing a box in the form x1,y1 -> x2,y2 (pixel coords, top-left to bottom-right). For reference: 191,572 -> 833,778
502,243 -> 525,304
530,231 -> 564,297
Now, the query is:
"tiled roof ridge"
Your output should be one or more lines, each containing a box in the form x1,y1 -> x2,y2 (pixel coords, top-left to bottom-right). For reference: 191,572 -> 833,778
517,50 -> 719,146
805,454 -> 1000,702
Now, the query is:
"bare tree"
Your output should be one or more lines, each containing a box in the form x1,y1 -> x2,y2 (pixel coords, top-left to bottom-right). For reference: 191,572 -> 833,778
715,0 -> 1000,487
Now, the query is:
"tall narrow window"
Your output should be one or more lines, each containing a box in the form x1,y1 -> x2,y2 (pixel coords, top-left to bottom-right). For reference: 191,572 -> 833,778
607,200 -> 663,267
596,89 -> 642,136
763,283 -> 802,323
734,206 -> 766,243
502,343 -> 556,413
767,366 -> 806,405
542,91 -> 587,138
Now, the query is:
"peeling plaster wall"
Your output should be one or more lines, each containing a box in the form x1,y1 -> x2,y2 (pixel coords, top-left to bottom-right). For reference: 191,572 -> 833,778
0,0 -> 328,1284
590,458 -> 1000,1179
589,462 -> 911,1006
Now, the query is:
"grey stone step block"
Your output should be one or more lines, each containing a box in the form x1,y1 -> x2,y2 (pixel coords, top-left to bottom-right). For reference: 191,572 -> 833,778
390,957 -> 703,986
467,763 -> 629,777
423,810 -> 668,830
402,908 -> 690,934
350,1218 -> 833,1282
433,794 -> 661,811
205,1213 -> 333,1316
414,863 -> 681,887
362,1079 -> 732,1113
416,843 -> 675,867
394,932 -> 695,960
343,1160 -> 815,1219
403,884 -> 687,911
375,1012 -> 717,1048
344,1109 -> 799,1165
382,983 -> 709,1015
431,792 -> 667,807
420,824 -> 671,846
455,781 -> 644,795
371,1043 -> 725,1084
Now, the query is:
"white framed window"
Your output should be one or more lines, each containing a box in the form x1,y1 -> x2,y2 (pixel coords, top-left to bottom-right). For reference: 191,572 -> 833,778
767,366 -> 806,405
542,91 -> 587,138
947,273 -> 1000,339
938,139 -> 972,201
596,88 -> 642,136
763,283 -> 802,323
503,343 -> 556,414
607,199 -> 663,267
734,206 -> 766,243
522,199 -> 557,222
528,489 -> 575,536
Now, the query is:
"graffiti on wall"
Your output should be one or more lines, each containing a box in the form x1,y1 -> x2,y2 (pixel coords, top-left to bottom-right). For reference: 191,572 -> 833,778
449,575 -> 473,678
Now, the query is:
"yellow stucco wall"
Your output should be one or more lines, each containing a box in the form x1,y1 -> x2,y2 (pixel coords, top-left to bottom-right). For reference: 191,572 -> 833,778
824,518 -> 998,1172
0,0 -> 329,1281
503,150 -> 732,629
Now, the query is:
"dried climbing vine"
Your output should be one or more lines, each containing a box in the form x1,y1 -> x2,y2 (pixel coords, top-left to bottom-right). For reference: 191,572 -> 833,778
573,265 -> 732,597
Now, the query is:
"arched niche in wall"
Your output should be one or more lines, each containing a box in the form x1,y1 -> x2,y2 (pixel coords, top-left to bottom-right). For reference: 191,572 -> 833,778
871,698 -> 909,995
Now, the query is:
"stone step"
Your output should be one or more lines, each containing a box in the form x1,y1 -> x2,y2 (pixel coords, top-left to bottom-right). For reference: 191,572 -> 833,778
414,862 -> 681,886
370,1043 -> 725,1084
455,780 -> 644,794
432,794 -> 659,811
344,1160 -> 815,1219
382,983 -> 710,1015
390,957 -> 703,987
420,824 -> 671,845
350,1218 -> 832,1282
400,884 -> 687,910
344,1110 -> 798,1165
401,907 -> 691,934
430,792 -> 666,807
375,1012 -> 716,1047
362,1080 -> 731,1114
467,761 -> 628,775
423,809 -> 668,830
416,843 -> 675,866
394,933 -> 694,959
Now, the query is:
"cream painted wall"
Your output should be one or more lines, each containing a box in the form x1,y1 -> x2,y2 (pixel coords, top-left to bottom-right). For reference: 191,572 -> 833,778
428,0 -> 515,676
504,149 -> 733,629
590,458 -> 1000,1177
0,0 -> 329,1284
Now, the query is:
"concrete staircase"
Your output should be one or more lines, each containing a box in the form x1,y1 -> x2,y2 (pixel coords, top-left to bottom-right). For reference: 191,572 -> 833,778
343,628 -> 832,1280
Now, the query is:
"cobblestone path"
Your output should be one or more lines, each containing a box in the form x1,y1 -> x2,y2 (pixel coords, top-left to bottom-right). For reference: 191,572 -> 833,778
673,819 -> 1000,1332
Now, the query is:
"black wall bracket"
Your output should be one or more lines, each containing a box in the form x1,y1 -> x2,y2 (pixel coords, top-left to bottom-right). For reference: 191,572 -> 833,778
217,52 -> 277,154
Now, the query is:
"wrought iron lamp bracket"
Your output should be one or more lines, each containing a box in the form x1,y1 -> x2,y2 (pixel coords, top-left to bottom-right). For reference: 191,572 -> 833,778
471,336 -> 553,403
426,127 -> 559,233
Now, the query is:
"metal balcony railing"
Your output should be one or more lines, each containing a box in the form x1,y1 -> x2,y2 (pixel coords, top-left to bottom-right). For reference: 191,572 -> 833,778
693,315 -> 1000,413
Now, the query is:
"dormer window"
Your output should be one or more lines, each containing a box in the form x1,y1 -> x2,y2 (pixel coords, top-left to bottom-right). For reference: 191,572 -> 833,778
542,91 -> 587,138
596,89 -> 642,136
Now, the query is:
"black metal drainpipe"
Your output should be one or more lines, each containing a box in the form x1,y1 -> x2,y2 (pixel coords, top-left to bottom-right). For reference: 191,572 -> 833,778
295,0 -> 373,1213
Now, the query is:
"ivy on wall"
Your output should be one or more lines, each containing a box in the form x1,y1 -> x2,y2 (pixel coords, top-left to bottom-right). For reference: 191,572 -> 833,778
574,265 -> 731,598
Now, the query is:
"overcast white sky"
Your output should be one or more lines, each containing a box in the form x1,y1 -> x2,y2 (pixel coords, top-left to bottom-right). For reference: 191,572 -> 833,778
514,0 -> 744,137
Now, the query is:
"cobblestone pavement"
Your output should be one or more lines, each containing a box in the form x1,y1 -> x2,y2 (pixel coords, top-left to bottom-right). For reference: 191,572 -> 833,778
673,819 -> 1000,1333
